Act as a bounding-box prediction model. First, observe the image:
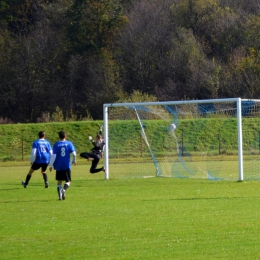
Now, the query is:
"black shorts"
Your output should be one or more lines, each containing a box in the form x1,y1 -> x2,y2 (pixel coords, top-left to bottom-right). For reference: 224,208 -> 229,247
56,170 -> 71,182
31,163 -> 48,172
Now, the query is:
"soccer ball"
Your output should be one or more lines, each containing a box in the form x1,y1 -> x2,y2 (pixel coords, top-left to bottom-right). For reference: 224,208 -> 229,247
170,123 -> 176,131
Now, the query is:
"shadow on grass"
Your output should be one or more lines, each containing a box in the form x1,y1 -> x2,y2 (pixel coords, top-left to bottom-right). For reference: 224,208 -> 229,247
0,199 -> 51,204
143,197 -> 248,201
0,188 -> 21,191
2,183 -> 50,188
0,183 -> 41,190
170,197 -> 246,201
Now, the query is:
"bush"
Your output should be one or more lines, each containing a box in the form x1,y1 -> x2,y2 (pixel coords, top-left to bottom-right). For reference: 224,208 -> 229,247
0,117 -> 13,124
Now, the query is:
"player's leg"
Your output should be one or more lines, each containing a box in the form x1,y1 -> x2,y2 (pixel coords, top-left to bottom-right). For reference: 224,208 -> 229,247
89,155 -> 103,173
41,164 -> 49,188
57,180 -> 63,200
61,170 -> 71,200
21,163 -> 39,188
56,171 -> 63,200
80,152 -> 92,159
21,168 -> 34,188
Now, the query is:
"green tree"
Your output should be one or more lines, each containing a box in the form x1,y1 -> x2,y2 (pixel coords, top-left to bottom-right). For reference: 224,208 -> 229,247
0,0 -> 45,35
67,0 -> 127,54
172,0 -> 241,59
222,48 -> 260,98
0,0 -> 71,122
66,49 -> 124,119
117,0 -> 217,101
0,28 -> 22,121
117,90 -> 157,103
51,106 -> 64,122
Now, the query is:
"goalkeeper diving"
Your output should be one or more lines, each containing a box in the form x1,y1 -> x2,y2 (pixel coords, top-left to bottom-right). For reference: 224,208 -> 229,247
80,125 -> 106,174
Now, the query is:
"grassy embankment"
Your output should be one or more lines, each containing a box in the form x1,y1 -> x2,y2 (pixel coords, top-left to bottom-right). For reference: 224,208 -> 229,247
1,118 -> 260,162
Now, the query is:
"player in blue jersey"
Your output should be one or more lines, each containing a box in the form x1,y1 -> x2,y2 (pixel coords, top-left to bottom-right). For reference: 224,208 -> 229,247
49,130 -> 76,200
21,131 -> 52,188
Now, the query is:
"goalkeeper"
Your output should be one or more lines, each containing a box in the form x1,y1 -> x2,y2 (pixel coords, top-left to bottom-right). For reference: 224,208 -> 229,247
80,125 -> 106,174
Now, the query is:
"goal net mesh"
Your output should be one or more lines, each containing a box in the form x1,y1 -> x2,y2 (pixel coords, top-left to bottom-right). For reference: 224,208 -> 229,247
107,100 -> 260,180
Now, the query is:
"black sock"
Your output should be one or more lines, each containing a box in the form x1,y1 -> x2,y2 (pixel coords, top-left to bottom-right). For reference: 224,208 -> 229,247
42,173 -> 48,183
25,174 -> 31,185
63,183 -> 69,191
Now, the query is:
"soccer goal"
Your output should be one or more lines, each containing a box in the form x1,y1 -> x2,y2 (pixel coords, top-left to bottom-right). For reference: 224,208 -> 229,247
103,98 -> 260,181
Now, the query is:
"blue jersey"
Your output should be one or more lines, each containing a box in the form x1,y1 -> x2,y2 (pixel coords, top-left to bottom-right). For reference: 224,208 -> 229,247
32,139 -> 52,164
53,140 -> 76,171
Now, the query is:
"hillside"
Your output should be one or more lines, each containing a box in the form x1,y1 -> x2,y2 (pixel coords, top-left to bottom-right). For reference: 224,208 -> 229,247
1,0 -> 260,122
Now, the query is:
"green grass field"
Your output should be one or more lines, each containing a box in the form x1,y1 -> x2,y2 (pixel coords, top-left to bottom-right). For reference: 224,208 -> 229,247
1,163 -> 260,259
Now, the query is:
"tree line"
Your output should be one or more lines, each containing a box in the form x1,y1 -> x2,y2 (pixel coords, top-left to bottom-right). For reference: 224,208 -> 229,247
0,0 -> 260,123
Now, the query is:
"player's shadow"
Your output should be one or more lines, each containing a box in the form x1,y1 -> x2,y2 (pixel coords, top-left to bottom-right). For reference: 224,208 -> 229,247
170,196 -> 246,201
142,197 -> 246,201
0,188 -> 21,191
0,199 -> 51,204
0,183 -> 46,191
0,183 -> 26,190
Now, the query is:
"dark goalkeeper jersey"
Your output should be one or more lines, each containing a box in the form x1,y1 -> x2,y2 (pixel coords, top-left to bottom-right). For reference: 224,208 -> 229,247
91,139 -> 105,155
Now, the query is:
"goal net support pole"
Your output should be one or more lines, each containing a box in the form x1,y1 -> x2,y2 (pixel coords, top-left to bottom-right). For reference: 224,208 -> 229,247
133,106 -> 160,176
103,105 -> 109,180
237,98 -> 244,181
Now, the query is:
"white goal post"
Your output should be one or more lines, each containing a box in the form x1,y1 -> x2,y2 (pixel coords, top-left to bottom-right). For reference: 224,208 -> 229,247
103,98 -> 260,181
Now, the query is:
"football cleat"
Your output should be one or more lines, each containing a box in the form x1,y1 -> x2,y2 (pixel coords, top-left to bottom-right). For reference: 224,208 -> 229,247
61,189 -> 66,200
45,182 -> 49,188
102,167 -> 106,173
21,181 -> 27,188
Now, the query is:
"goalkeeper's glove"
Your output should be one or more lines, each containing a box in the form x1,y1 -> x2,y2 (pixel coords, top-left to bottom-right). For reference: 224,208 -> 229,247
89,136 -> 93,141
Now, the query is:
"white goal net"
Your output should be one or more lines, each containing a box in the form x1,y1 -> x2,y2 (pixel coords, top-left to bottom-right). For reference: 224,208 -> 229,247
103,98 -> 260,181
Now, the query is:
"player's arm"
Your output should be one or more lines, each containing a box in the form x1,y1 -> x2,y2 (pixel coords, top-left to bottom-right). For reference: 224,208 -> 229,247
48,142 -> 53,155
48,143 -> 53,156
72,151 -> 77,166
49,153 -> 56,172
48,149 -> 53,165
89,136 -> 97,147
99,124 -> 103,135
100,141 -> 105,159
30,148 -> 36,164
